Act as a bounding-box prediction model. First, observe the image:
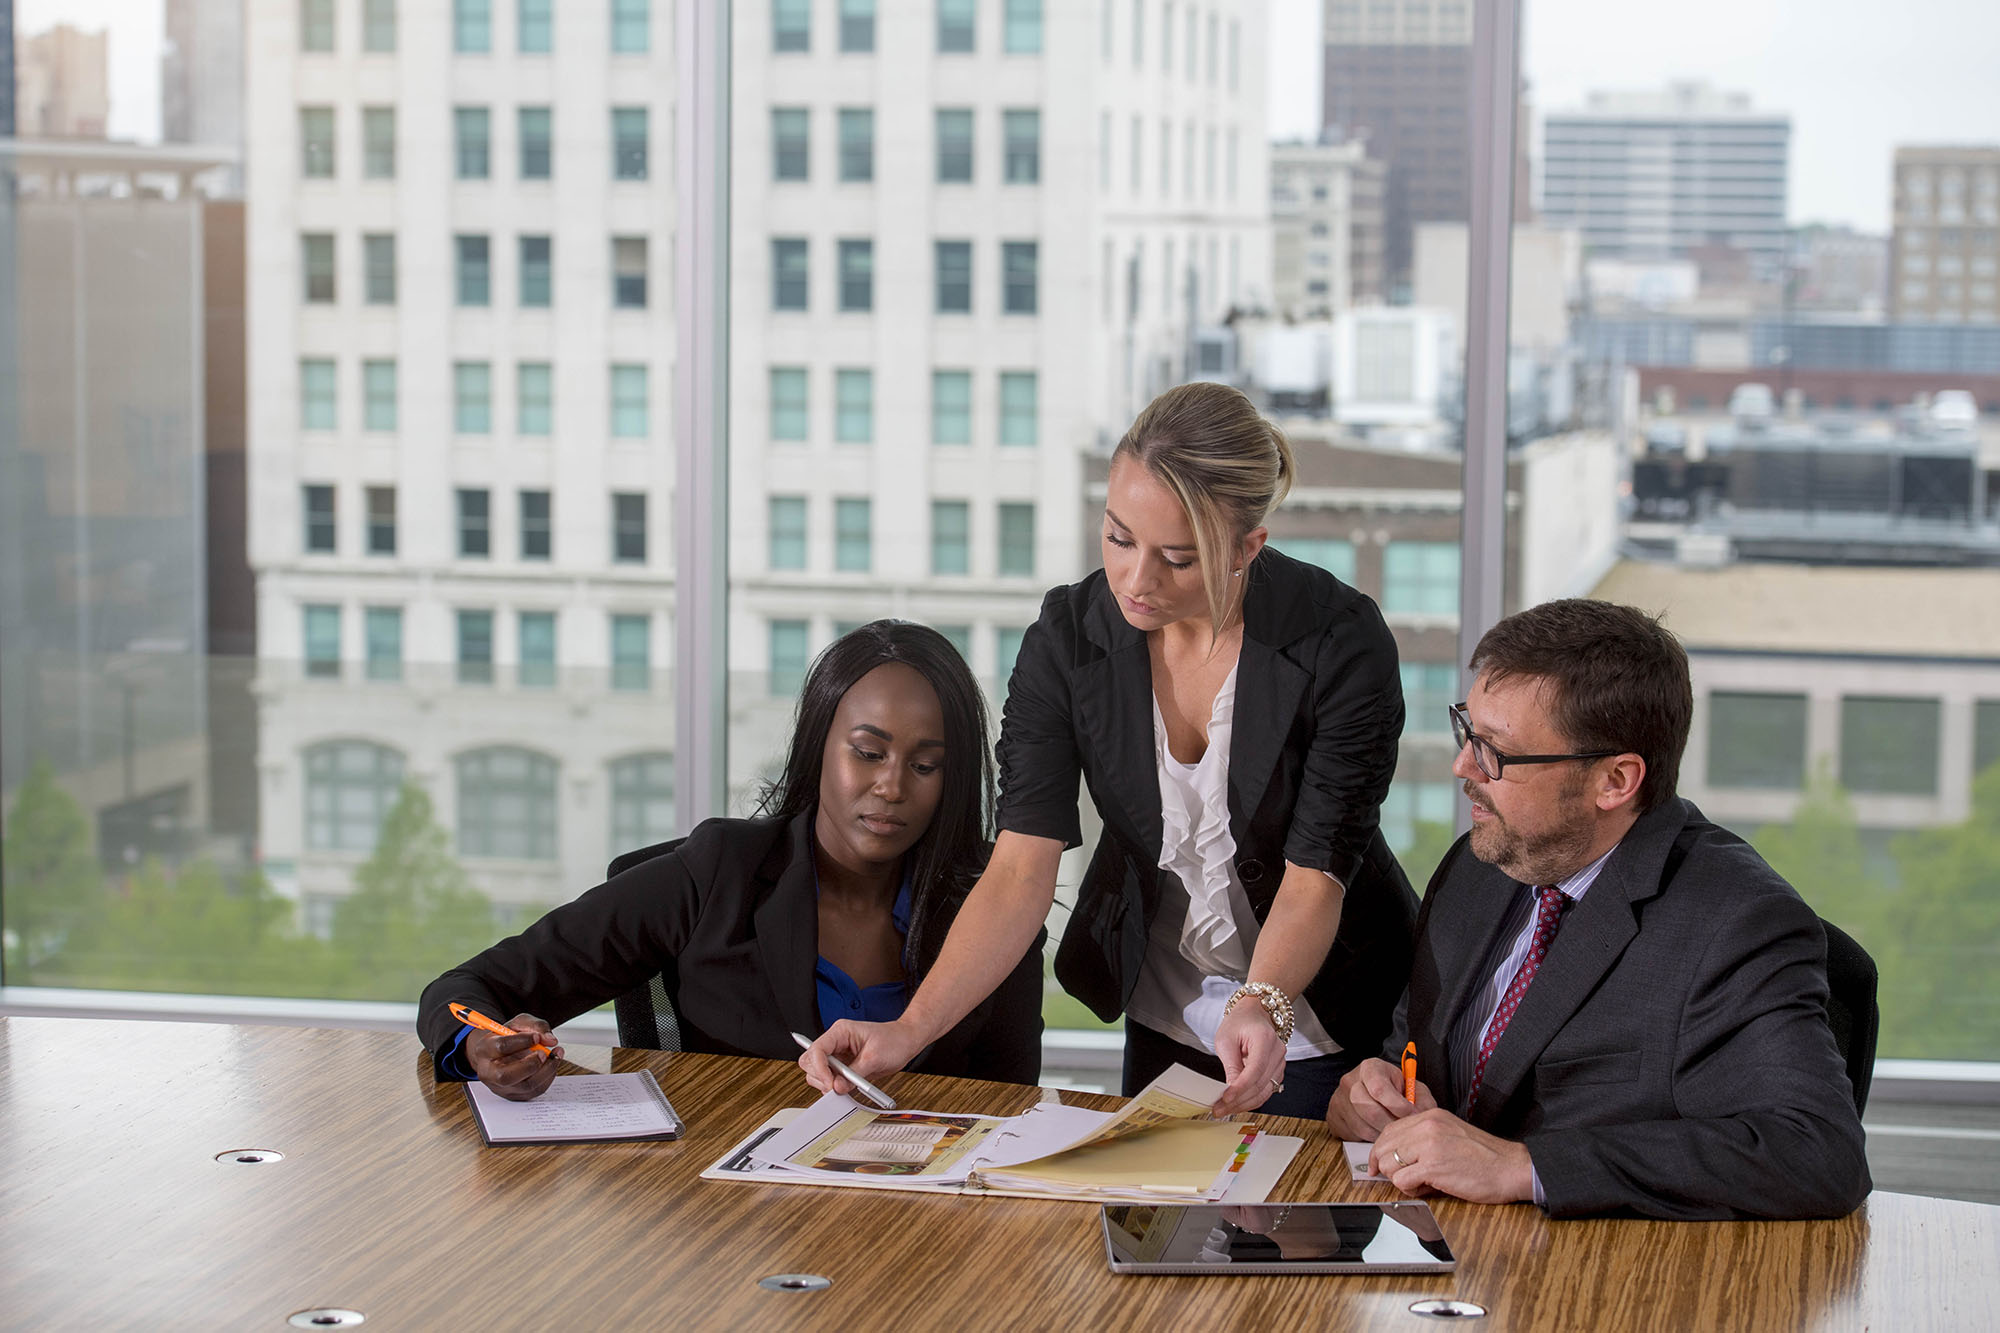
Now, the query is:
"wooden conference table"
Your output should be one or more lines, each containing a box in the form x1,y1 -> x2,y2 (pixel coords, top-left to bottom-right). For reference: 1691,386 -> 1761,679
2,1017 -> 1996,1331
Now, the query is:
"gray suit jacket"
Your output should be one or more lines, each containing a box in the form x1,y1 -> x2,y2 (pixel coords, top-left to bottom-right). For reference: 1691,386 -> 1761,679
1392,797 -> 1870,1220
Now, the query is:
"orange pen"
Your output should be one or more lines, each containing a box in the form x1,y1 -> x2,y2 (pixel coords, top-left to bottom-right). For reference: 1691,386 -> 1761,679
449,1002 -> 554,1058
1401,1041 -> 1418,1104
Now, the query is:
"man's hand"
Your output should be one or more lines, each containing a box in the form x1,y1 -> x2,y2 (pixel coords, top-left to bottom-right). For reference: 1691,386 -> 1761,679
1369,1108 -> 1535,1205
800,1019 -> 926,1095
1211,1003 -> 1289,1115
1324,1057 -> 1436,1140
465,1014 -> 563,1102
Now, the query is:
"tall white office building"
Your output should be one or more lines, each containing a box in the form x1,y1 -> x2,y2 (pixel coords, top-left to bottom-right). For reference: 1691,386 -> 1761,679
247,1 -> 1269,923
1542,81 -> 1790,278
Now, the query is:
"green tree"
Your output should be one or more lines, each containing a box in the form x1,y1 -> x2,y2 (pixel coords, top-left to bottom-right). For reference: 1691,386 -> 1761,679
332,781 -> 495,1000
1751,761 -> 1891,957
1400,820 -> 1461,898
1,758 -> 104,978
1882,763 -> 2000,1060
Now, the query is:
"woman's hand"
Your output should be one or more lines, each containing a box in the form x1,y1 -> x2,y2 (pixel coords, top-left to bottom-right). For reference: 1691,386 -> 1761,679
1212,1001 -> 1289,1115
466,1013 -> 563,1102
799,1019 -> 926,1095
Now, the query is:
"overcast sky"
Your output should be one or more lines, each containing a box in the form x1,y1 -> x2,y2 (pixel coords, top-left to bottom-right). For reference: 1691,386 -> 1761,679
23,0 -> 2000,232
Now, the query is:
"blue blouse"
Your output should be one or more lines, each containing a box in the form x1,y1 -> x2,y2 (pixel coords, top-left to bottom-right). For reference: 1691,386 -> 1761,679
814,873 -> 913,1031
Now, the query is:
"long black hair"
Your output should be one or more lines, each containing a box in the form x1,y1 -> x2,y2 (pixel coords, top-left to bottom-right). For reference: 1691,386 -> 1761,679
756,620 -> 995,979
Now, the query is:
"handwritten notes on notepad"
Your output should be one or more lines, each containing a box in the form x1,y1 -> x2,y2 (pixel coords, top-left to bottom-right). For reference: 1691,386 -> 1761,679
464,1071 -> 681,1145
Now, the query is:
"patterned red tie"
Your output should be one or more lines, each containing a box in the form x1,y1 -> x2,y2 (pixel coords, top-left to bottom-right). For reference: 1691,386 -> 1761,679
1466,885 -> 1567,1109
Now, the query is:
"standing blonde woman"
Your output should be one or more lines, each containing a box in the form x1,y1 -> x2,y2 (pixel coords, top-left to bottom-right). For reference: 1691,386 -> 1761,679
805,383 -> 1417,1116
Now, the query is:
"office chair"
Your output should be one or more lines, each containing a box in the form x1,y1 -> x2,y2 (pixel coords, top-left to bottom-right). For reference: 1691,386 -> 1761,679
1818,916 -> 1879,1117
606,837 -> 685,1051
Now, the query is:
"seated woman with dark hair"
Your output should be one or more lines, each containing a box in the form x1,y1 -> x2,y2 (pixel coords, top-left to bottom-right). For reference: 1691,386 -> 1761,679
417,621 -> 1043,1100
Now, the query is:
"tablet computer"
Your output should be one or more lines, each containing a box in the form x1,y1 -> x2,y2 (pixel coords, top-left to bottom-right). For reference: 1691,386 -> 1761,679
1102,1202 -> 1456,1276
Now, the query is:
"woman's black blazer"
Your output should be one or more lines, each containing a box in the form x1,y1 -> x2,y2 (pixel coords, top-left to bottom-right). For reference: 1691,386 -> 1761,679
417,811 -> 1044,1084
995,546 -> 1419,1057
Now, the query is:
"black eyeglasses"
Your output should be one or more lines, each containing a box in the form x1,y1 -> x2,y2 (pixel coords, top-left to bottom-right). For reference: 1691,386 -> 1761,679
1449,702 -> 1620,782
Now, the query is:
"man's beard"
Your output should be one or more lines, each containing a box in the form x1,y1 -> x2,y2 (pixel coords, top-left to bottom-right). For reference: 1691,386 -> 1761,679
1465,770 -> 1597,886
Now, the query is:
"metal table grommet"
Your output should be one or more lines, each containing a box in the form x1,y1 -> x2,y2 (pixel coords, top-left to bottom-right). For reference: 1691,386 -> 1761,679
757,1273 -> 832,1294
216,1148 -> 285,1165
1409,1298 -> 1488,1319
287,1309 -> 365,1327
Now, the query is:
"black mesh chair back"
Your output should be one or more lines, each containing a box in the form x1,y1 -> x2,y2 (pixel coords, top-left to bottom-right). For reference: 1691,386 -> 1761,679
607,837 -> 685,1051
1819,916 -> 1879,1117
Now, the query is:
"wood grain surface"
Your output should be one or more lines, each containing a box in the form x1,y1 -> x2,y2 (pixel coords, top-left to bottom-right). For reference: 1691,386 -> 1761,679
2,1017 -> 1995,1331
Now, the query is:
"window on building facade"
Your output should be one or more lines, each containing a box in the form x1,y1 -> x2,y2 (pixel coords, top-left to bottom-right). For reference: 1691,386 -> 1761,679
455,107 -> 491,178
302,233 -> 335,302
612,107 -> 649,180
303,484 -> 336,552
454,361 -> 492,433
520,235 -> 553,307
365,485 -> 396,554
362,107 -> 395,178
938,0 -> 976,52
518,611 -> 557,687
516,0 -> 553,52
300,359 -> 337,430
1708,692 -> 1808,789
769,495 -> 808,570
1003,109 -> 1040,184
363,0 -> 396,52
770,367 -> 808,440
1379,781 -> 1456,856
454,0 -> 491,53
773,108 -> 809,180
1841,696 -> 1942,796
839,239 -> 874,311
1002,241 -> 1038,313
612,614 -> 651,691
772,238 -> 809,309
997,627 -> 1027,690
773,0 -> 810,51
935,241 -> 973,313
1003,0 -> 1042,53
519,489 -> 552,560
300,0 -> 335,53
456,610 -> 496,685
455,234 -> 491,305
303,605 -> 341,679
610,754 -> 676,852
769,620 -> 810,695
517,362 -> 553,435
997,502 -> 1036,576
611,365 -> 649,437
999,371 -> 1037,445
933,370 -> 972,444
1976,699 -> 2000,779
519,107 -> 553,178
304,742 -> 406,852
457,488 -> 491,558
839,109 -> 875,182
612,492 -> 648,563
457,747 -> 559,860
835,498 -> 873,572
1399,663 -> 1457,737
936,109 -> 974,183
932,500 -> 970,574
1277,538 -> 1356,585
300,107 -> 334,178
836,369 -> 874,442
840,0 -> 876,52
936,624 -> 973,662
363,234 -> 396,304
612,237 -> 648,308
1381,542 -> 1459,618
364,607 -> 402,680
611,0 -> 649,53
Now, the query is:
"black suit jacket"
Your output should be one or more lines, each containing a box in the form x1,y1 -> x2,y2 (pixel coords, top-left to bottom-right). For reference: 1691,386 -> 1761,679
996,547 -> 1419,1057
1391,798 -> 1870,1220
417,811 -> 1044,1084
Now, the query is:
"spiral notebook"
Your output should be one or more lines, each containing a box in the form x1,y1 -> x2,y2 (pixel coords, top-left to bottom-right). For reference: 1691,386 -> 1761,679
464,1071 -> 682,1145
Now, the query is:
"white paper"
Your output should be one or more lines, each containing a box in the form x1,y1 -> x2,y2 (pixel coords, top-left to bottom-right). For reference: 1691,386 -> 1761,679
747,1092 -> 1109,1183
1346,1139 -> 1391,1183
467,1072 -> 678,1142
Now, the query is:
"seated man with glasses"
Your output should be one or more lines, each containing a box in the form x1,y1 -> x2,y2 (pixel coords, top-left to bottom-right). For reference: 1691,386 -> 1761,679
1324,599 -> 1869,1219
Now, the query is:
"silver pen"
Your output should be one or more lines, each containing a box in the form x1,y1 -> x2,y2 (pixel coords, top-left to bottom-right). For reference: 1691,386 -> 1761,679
791,1031 -> 897,1109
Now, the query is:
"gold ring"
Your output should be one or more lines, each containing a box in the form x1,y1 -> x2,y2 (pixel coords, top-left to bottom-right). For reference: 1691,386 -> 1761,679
1392,1148 -> 1406,1168
1268,1077 -> 1283,1092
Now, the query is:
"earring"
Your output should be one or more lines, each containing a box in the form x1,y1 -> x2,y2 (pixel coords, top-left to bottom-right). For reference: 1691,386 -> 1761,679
1232,569 -> 1242,578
